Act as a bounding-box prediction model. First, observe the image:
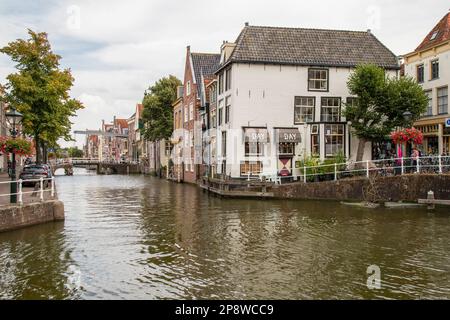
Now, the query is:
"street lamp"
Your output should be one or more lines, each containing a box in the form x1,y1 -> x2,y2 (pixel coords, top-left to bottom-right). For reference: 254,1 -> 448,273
5,107 -> 23,204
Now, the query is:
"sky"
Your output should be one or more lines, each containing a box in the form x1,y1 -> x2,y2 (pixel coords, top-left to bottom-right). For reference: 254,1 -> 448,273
0,0 -> 448,148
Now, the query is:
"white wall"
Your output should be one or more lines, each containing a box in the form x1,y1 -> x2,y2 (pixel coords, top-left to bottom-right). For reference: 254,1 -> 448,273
216,63 -> 397,177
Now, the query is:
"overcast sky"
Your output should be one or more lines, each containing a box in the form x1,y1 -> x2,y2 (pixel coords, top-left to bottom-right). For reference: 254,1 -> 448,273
0,0 -> 448,148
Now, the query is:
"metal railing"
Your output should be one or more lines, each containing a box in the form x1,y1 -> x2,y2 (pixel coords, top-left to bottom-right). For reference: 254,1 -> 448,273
0,177 -> 55,205
250,155 -> 450,184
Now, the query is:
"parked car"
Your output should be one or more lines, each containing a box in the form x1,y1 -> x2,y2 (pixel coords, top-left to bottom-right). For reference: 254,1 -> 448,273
19,165 -> 52,187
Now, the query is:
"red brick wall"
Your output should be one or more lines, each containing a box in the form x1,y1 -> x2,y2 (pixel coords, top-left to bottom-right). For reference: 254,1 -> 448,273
182,46 -> 200,184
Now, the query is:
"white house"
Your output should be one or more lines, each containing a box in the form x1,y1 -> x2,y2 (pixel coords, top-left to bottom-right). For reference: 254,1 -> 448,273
214,24 -> 399,179
403,12 -> 449,155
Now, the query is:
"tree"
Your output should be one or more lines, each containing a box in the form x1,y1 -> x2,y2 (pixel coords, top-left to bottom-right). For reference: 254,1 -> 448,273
0,29 -> 83,164
343,64 -> 428,162
141,75 -> 181,141
67,146 -> 84,158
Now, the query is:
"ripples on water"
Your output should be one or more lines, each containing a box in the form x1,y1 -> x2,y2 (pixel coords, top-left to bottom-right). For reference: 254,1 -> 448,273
1,168 -> 450,299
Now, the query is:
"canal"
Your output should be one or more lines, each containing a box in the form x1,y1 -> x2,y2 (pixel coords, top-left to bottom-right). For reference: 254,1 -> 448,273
1,168 -> 450,299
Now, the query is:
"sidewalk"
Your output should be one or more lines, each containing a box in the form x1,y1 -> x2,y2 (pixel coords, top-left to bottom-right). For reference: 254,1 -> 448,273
0,173 -> 57,206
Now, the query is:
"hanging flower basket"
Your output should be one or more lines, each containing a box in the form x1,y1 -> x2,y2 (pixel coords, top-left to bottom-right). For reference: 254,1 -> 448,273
0,136 -> 32,156
390,128 -> 423,145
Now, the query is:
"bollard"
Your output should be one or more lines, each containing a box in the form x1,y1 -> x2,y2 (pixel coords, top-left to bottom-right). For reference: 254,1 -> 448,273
427,190 -> 435,210
334,163 -> 337,181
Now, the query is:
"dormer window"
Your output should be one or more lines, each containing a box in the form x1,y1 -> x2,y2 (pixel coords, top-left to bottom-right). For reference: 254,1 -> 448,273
430,31 -> 438,41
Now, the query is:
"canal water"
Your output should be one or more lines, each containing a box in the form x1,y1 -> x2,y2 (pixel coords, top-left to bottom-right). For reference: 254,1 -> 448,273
1,168 -> 450,299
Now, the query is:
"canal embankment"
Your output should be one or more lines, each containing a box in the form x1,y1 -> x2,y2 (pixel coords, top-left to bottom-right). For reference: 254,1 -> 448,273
0,173 -> 64,233
200,174 -> 450,203
0,200 -> 64,233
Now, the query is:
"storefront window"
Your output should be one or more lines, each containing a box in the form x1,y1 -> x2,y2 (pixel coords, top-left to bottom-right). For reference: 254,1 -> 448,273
240,161 -> 262,177
324,124 -> 344,157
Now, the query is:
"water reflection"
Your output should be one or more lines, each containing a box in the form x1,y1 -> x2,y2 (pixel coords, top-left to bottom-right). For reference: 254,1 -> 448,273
1,168 -> 450,299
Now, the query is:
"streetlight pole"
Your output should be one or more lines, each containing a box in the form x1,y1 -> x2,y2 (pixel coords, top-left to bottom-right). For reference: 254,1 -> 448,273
6,108 -> 23,204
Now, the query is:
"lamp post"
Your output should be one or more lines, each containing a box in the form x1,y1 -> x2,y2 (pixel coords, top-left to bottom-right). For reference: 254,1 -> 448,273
5,107 -> 23,204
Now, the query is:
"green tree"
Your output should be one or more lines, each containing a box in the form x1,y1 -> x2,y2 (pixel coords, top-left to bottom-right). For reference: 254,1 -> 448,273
67,146 -> 84,158
0,29 -> 83,164
343,64 -> 428,162
141,75 -> 181,141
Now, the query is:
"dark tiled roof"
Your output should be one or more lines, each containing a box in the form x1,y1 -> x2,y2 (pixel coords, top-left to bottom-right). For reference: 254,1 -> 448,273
191,53 -> 220,85
415,12 -> 450,51
220,25 -> 399,70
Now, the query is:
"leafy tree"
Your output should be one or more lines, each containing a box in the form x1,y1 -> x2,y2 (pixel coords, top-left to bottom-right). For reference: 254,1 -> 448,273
141,75 -> 181,141
343,64 -> 428,162
67,146 -> 84,158
0,29 -> 83,164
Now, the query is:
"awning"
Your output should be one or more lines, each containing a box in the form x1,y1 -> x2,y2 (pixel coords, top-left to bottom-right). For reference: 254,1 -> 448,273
276,128 -> 302,143
243,128 -> 269,143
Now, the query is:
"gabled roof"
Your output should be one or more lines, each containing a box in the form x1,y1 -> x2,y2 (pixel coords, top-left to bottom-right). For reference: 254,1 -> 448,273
415,12 -> 450,52
218,25 -> 399,71
115,118 -> 128,130
191,52 -> 220,86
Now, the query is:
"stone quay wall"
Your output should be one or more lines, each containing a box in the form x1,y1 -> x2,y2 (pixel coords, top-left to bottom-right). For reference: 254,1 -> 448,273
0,200 -> 65,233
272,174 -> 450,202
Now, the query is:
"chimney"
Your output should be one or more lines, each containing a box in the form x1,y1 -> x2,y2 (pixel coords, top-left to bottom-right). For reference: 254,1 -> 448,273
367,29 -> 371,34
220,41 -> 237,64
245,22 -> 249,27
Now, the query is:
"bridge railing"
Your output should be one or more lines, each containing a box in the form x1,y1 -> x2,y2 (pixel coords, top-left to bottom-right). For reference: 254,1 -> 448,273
0,177 -> 56,205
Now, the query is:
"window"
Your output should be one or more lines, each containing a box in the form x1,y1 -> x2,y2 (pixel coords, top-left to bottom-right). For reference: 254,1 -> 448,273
165,141 -> 172,156
424,90 -> 433,116
245,142 -> 264,156
209,86 -> 216,104
218,99 -> 223,126
225,96 -> 231,123
225,68 -> 231,91
324,124 -> 344,157
221,131 -> 227,157
308,68 -> 328,91
321,97 -> 341,122
294,97 -> 315,123
279,143 -> 294,155
438,86 -> 448,114
430,31 -> 438,40
240,161 -> 262,177
186,81 -> 191,96
431,60 -> 439,80
417,64 -> 424,83
210,109 -> 217,129
184,106 -> 188,122
218,73 -> 224,94
189,103 -> 194,120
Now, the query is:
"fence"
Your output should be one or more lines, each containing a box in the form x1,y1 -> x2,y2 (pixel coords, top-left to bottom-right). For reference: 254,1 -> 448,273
0,177 -> 55,205
239,155 -> 450,184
